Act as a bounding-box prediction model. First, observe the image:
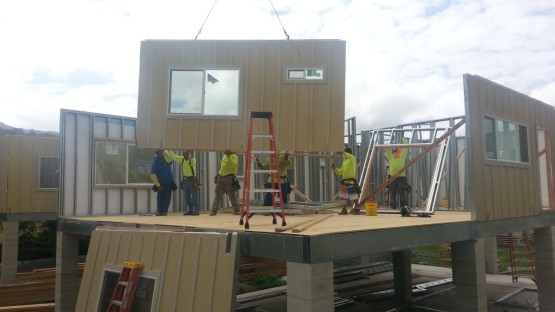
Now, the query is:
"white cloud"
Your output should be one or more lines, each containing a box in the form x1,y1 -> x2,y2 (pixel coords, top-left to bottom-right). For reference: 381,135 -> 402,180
0,0 -> 554,132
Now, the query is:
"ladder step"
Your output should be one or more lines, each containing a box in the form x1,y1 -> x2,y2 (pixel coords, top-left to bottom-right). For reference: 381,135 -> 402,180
252,169 -> 278,173
251,111 -> 273,118
110,300 -> 123,307
118,281 -> 129,286
252,150 -> 276,154
248,209 -> 283,214
252,188 -> 280,193
252,134 -> 274,138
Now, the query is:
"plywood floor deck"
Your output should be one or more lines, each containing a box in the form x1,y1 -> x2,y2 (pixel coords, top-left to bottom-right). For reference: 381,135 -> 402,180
61,209 -> 472,236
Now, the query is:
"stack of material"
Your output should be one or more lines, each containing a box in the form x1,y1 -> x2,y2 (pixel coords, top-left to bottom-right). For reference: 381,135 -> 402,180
0,264 -> 84,310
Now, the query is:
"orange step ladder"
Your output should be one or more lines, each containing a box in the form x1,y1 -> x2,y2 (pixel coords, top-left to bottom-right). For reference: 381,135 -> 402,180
508,231 -> 536,283
107,261 -> 144,312
239,112 -> 287,229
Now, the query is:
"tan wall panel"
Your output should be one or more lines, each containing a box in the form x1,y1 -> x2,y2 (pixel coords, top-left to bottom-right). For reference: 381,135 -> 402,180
0,137 -> 8,211
137,40 -> 346,152
294,85 -> 312,149
0,135 -> 58,214
464,74 -> 554,221
165,118 -> 181,148
77,229 -> 238,312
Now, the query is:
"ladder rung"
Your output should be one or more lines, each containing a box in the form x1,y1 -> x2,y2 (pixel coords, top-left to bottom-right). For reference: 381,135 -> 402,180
248,209 -> 283,214
252,188 -> 279,193
252,134 -> 274,138
118,281 -> 129,286
252,150 -> 276,154
252,169 -> 278,173
111,300 -> 123,306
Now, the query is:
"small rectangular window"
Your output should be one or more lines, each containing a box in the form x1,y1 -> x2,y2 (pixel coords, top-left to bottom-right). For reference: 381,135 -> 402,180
39,156 -> 59,189
287,68 -> 324,80
484,116 -> 529,163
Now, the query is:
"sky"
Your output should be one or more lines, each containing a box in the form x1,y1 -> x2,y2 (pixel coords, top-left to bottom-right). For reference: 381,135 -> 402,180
1,0 -> 554,132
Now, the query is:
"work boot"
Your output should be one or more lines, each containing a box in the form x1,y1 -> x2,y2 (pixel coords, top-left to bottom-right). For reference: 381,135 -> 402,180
209,211 -> 217,216
350,208 -> 361,215
338,207 -> 348,215
183,211 -> 193,216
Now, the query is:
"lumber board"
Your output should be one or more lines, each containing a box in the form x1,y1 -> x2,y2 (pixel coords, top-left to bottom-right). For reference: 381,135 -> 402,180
275,216 -> 324,232
292,214 -> 333,233
0,303 -> 55,312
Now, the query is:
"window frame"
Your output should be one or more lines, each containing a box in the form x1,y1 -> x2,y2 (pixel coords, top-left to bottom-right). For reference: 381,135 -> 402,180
93,139 -> 154,187
37,155 -> 59,191
95,264 -> 161,312
284,67 -> 327,83
168,68 -> 241,117
483,115 -> 530,165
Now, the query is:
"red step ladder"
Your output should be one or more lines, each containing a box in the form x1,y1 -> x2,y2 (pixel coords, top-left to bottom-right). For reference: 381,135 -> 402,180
107,261 -> 144,312
239,112 -> 287,229
508,231 -> 536,283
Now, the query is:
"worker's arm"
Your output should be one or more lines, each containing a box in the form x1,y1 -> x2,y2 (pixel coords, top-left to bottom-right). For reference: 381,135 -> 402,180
150,174 -> 161,187
165,150 -> 183,163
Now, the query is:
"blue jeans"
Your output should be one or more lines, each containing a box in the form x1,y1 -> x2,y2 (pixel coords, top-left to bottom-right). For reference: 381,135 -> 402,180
182,178 -> 199,214
157,182 -> 173,213
263,183 -> 289,206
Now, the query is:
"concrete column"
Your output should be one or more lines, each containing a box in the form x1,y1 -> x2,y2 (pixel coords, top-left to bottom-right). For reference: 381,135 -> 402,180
484,236 -> 498,274
286,262 -> 334,312
451,239 -> 488,312
55,231 -> 80,312
534,226 -> 555,310
0,221 -> 19,284
392,250 -> 412,302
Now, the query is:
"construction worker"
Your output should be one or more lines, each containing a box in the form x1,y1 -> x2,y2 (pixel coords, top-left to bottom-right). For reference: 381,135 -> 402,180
386,137 -> 410,210
150,149 -> 175,216
210,149 -> 240,216
332,146 -> 360,215
257,152 -> 292,206
166,150 -> 200,216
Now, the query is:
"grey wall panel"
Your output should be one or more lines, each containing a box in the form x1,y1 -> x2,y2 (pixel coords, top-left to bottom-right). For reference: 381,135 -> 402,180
92,189 -> 107,216
61,110 -> 153,217
107,117 -> 123,140
93,115 -> 107,138
106,189 -> 121,215
61,112 -> 76,216
76,114 -> 92,216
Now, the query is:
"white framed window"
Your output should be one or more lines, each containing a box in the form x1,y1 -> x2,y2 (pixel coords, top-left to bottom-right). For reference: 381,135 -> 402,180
169,69 -> 240,116
94,140 -> 153,186
287,68 -> 325,80
96,264 -> 160,312
484,116 -> 529,163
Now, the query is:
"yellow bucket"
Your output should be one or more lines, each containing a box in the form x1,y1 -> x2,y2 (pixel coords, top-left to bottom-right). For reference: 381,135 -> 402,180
365,200 -> 378,216
442,198 -> 449,208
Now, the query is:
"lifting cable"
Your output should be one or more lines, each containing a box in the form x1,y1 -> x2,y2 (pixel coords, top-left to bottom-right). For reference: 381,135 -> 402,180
195,0 -> 219,40
194,0 -> 290,40
268,0 -> 290,40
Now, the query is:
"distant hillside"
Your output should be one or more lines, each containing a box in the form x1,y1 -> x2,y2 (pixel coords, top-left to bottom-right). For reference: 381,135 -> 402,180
0,122 -> 58,138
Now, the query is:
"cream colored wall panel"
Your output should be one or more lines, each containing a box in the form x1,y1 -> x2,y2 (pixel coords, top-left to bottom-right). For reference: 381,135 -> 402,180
137,39 -> 346,153
78,229 -> 238,312
464,74 -> 554,221
165,118 -> 181,148
0,135 -> 58,215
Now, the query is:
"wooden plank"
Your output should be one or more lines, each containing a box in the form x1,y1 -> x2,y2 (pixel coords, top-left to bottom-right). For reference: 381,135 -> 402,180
0,303 -> 55,312
291,185 -> 312,202
275,216 -> 324,232
292,214 -> 333,233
